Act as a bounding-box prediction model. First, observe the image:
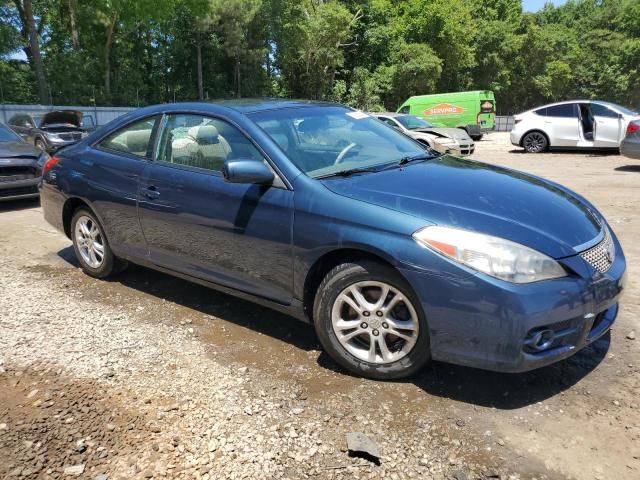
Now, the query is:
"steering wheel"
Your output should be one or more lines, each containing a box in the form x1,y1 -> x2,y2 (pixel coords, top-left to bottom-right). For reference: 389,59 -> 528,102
334,142 -> 358,164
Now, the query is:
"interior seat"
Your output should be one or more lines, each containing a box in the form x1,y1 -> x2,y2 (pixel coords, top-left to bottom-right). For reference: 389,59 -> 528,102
171,125 -> 231,170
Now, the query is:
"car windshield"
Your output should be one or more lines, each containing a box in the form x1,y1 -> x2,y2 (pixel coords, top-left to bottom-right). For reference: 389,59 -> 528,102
0,124 -> 22,142
395,115 -> 433,130
601,102 -> 638,116
250,106 -> 427,178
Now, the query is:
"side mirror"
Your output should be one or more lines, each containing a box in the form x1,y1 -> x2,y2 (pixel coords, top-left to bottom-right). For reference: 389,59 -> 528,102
222,159 -> 274,185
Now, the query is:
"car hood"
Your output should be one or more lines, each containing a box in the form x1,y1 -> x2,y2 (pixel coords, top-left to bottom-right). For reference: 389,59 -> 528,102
321,155 -> 602,258
0,141 -> 41,159
412,127 -> 471,141
41,110 -> 82,128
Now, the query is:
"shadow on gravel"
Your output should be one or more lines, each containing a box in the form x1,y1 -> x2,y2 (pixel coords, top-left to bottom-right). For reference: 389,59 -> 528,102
615,165 -> 640,172
410,333 -> 609,409
57,245 -> 608,409
57,246 -> 320,353
318,334 -> 609,410
507,149 -> 620,156
0,197 -> 40,212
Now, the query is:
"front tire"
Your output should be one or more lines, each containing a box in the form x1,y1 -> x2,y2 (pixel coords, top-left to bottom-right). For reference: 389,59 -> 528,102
35,138 -> 47,152
522,131 -> 548,153
313,261 -> 431,380
71,208 -> 122,278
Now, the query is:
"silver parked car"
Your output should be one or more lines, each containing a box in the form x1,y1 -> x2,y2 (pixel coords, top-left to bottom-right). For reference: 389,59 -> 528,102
372,113 -> 475,156
510,100 -> 640,153
620,120 -> 640,160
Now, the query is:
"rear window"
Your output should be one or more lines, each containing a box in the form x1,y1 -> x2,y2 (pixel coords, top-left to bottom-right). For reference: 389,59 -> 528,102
545,104 -> 576,118
591,104 -> 618,118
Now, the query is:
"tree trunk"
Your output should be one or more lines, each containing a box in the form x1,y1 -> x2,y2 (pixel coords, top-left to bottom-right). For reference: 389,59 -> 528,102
104,13 -> 117,98
235,57 -> 241,98
196,33 -> 204,100
68,0 -> 80,50
21,0 -> 48,104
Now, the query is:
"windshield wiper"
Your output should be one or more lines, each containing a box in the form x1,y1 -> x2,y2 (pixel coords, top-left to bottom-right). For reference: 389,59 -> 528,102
315,152 -> 438,179
315,166 -> 383,179
396,152 -> 439,165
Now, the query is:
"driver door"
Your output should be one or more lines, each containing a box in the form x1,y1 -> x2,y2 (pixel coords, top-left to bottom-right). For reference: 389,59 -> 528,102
591,103 -> 623,148
137,113 -> 294,304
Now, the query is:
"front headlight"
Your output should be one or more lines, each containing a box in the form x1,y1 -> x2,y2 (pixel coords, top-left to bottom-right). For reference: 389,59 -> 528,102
412,225 -> 567,283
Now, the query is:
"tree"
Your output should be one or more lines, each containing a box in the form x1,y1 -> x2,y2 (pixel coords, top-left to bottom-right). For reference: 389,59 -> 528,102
10,0 -> 49,103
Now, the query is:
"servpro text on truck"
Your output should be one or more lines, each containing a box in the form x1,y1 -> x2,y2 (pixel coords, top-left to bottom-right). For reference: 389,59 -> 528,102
398,90 -> 496,140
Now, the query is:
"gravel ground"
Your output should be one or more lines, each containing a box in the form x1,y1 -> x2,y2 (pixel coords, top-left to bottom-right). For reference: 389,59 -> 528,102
0,132 -> 638,479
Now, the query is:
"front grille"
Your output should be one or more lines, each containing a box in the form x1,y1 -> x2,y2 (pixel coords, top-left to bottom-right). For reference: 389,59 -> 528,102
0,185 -> 38,198
580,229 -> 614,273
0,166 -> 37,183
57,132 -> 82,141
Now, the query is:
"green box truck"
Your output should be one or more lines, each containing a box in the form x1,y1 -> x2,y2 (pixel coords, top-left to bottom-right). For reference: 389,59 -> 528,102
397,90 -> 496,140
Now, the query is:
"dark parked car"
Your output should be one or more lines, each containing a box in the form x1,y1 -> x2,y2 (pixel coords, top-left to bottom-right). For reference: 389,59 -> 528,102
8,110 -> 95,153
0,122 -> 48,201
40,100 -> 626,379
620,120 -> 640,159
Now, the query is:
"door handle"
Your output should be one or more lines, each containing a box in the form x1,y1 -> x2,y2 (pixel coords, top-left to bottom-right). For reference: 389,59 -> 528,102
143,185 -> 160,199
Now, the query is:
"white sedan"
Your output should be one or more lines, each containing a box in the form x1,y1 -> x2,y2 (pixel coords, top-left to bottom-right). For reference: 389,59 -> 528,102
372,113 -> 475,156
510,100 -> 640,153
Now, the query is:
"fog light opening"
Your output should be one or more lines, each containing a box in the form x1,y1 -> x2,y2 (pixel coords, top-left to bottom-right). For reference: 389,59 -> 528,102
525,329 -> 556,352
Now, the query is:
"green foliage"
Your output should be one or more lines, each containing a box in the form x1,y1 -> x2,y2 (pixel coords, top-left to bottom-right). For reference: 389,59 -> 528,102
0,0 -> 637,113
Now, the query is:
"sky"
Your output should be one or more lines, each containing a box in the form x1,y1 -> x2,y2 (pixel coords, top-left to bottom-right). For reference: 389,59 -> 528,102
523,0 -> 567,11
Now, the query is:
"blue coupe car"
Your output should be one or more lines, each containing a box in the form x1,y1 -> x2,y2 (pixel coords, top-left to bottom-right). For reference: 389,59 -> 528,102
40,100 -> 626,379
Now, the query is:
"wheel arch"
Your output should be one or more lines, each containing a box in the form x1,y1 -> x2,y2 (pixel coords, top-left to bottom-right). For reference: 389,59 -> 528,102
302,248 -> 405,323
520,129 -> 550,148
62,197 -> 93,239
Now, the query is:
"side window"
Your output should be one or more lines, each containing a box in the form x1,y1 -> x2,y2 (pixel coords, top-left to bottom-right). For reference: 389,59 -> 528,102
81,115 -> 95,128
9,115 -> 24,126
156,114 -> 265,172
533,108 -> 547,116
545,104 -> 577,118
398,106 -> 410,114
591,104 -> 618,118
99,116 -> 158,158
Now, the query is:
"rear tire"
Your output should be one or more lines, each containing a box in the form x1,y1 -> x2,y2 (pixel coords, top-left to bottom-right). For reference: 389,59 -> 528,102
35,139 -> 46,152
522,131 -> 549,153
313,260 -> 431,380
71,207 -> 125,278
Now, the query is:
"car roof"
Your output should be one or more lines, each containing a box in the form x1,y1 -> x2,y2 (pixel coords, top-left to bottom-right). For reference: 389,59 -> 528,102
144,98 -> 339,115
528,100 -> 620,110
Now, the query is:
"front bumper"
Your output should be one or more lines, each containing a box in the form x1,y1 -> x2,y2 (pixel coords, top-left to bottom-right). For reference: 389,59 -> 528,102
400,235 -> 626,373
0,177 -> 40,201
620,138 -> 640,160
45,139 -> 77,153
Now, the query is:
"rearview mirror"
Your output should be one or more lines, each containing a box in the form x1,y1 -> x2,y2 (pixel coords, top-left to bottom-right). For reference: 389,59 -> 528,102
222,159 -> 274,185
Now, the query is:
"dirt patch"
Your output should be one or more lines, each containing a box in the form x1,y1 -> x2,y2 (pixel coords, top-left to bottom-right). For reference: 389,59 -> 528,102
0,363 -> 168,479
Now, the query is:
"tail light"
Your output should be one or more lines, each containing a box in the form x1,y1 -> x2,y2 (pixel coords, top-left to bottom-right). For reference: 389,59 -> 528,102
42,155 -> 60,176
514,117 -> 522,125
627,122 -> 640,135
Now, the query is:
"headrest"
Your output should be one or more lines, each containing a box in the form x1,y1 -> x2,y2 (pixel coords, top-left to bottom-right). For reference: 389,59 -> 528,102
188,124 -> 219,145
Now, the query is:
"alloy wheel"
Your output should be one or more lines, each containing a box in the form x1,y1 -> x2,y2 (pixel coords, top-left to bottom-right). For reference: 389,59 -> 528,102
74,215 -> 105,269
331,281 -> 419,364
523,132 -> 547,153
